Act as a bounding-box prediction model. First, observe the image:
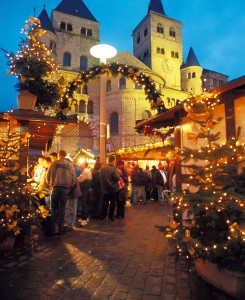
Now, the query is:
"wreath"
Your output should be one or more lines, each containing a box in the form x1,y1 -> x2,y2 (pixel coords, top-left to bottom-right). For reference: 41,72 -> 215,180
57,62 -> 167,119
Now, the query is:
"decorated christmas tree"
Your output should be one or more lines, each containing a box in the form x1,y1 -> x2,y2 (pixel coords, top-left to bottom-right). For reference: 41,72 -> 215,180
161,95 -> 245,272
0,117 -> 49,245
2,17 -> 63,110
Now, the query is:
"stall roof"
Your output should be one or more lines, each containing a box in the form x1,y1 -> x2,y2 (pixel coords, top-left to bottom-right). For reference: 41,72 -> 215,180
135,103 -> 184,130
135,76 -> 245,131
0,110 -> 78,151
115,142 -> 174,160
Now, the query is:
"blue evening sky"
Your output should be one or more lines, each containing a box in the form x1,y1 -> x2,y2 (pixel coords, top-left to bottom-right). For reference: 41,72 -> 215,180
0,0 -> 245,111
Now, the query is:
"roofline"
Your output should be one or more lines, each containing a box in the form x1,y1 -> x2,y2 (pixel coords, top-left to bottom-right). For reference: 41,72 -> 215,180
135,103 -> 184,129
212,75 -> 245,95
0,110 -> 78,125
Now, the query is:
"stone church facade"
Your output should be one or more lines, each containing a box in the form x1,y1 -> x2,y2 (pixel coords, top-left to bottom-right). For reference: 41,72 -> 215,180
38,0 -> 228,157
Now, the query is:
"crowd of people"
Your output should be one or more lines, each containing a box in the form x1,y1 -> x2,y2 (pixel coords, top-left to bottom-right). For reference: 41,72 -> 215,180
30,150 -> 174,236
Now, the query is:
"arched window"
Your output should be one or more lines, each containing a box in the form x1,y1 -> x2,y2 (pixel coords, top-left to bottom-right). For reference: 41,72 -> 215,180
87,100 -> 93,114
60,22 -> 66,30
82,85 -> 88,95
79,100 -> 86,113
106,80 -> 112,92
110,112 -> 118,135
157,23 -> 164,34
171,51 -> 175,58
50,40 -> 56,53
63,52 -> 71,66
144,27 -> 148,37
192,72 -> 196,78
81,27 -> 86,35
188,73 -> 191,79
87,29 -> 92,36
80,56 -> 87,70
119,77 -> 126,90
67,23 -> 73,31
169,27 -> 176,38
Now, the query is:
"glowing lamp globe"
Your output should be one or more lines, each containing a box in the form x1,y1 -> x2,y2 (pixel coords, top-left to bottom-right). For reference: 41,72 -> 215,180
90,44 -> 117,63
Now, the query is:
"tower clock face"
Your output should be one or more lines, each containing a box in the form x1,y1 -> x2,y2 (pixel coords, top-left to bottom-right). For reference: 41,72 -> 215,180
162,59 -> 172,72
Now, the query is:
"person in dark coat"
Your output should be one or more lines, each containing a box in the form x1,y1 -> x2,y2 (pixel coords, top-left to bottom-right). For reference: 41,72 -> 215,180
138,167 -> 150,204
100,156 -> 120,221
150,165 -> 158,201
131,164 -> 140,205
90,161 -> 102,218
116,160 -> 128,218
154,162 -> 168,205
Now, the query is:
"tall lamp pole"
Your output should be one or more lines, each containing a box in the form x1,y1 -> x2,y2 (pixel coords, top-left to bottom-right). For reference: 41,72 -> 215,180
90,44 -> 117,164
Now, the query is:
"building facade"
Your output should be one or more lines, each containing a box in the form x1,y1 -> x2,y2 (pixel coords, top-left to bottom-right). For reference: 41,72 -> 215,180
38,0 -> 228,157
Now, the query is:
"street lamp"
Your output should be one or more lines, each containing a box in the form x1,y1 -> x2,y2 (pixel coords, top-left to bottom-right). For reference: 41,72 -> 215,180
90,44 -> 117,163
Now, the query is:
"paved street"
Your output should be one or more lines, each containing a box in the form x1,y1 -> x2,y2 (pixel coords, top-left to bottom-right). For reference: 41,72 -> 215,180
0,201 -> 233,300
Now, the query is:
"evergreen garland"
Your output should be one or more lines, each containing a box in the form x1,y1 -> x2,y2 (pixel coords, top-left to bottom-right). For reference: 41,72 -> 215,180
58,62 -> 167,119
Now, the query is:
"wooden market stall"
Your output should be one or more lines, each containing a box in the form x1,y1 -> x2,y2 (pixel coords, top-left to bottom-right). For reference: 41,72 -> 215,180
0,109 -> 78,183
135,75 -> 245,190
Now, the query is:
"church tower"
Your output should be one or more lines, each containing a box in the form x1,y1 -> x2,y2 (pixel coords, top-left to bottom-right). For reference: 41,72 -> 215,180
181,47 -> 203,96
49,0 -> 100,72
132,0 -> 183,90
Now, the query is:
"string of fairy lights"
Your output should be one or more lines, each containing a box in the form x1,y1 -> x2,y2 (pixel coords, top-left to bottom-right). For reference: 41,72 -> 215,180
59,62 -> 167,117
0,119 -> 49,239
161,94 -> 245,271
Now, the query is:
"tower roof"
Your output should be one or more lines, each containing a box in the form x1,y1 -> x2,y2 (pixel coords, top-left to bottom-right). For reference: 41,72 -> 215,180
148,0 -> 166,15
38,8 -> 55,34
182,47 -> 200,68
54,0 -> 97,22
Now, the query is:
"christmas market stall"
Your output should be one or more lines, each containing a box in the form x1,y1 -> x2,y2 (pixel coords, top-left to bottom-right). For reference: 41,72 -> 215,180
72,148 -> 96,166
0,109 -> 77,250
136,76 -> 245,299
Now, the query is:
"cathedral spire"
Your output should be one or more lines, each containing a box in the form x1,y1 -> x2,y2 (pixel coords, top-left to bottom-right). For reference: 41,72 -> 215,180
54,0 -> 97,22
148,0 -> 165,15
182,47 -> 200,68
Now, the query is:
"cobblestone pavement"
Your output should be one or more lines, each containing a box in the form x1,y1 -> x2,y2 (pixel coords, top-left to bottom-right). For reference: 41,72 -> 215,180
0,201 -> 234,300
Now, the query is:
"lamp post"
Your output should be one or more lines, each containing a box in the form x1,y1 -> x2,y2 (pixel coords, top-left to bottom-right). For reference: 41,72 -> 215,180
90,44 -> 117,163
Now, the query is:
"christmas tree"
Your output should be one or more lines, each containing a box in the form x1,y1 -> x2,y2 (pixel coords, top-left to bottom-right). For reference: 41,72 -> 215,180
3,16 -> 62,110
0,117 -> 49,243
161,95 -> 245,272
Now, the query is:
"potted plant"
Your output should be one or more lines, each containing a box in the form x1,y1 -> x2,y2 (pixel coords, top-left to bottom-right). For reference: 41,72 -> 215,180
2,16 -> 62,111
159,96 -> 245,299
